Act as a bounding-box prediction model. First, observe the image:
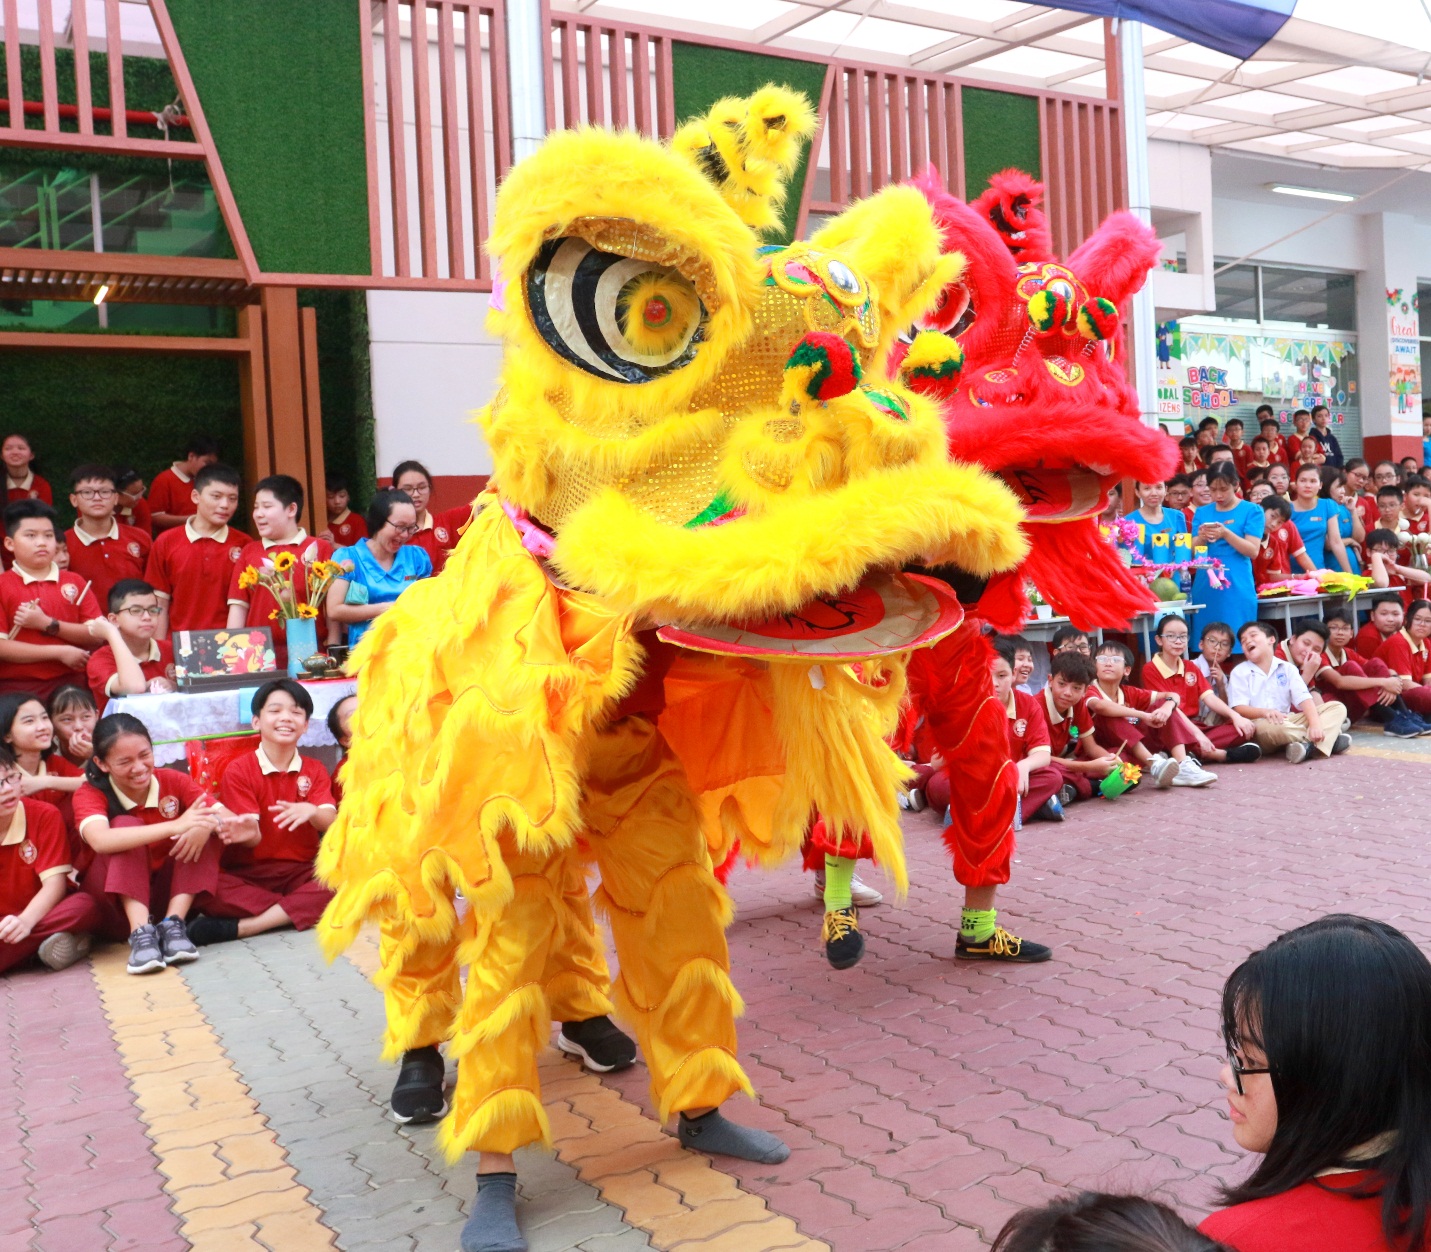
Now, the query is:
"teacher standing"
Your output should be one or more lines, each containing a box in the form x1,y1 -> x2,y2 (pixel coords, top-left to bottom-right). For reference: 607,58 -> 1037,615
1192,464 -> 1264,653
326,489 -> 432,648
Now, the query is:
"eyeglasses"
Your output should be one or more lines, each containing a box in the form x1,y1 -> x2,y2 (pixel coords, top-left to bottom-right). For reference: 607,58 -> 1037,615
0,773 -> 22,792
1227,1048 -> 1272,1095
74,488 -> 116,499
1159,633 -> 1189,642
118,605 -> 164,618
387,523 -> 421,536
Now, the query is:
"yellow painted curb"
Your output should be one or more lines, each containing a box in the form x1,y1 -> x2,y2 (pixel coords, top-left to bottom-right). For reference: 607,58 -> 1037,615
91,946 -> 339,1250
340,926 -> 829,1252
1349,745 -> 1431,763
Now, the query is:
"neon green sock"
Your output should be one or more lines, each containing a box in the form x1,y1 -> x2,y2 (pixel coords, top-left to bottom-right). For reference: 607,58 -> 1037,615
961,907 -> 997,942
823,855 -> 855,911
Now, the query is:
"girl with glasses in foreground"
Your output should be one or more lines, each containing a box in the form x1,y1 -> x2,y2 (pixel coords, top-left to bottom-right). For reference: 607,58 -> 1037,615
1201,914 -> 1431,1251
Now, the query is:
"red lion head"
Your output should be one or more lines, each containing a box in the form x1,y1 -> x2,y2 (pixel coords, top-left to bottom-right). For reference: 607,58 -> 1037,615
897,167 -> 1177,631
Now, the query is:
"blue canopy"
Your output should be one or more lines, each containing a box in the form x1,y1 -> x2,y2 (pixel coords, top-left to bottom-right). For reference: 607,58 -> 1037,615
1047,0 -> 1296,61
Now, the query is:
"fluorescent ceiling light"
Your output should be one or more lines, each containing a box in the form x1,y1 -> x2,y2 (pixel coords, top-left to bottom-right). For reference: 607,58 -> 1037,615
1268,184 -> 1356,202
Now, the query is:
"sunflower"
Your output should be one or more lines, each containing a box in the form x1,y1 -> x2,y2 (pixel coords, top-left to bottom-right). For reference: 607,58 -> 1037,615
271,551 -> 297,574
296,603 -> 319,619
237,567 -> 258,590
268,609 -> 280,621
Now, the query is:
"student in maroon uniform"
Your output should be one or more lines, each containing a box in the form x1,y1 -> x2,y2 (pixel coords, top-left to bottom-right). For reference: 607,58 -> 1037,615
188,679 -> 337,945
990,644 -> 1062,822
1366,528 -> 1431,609
322,473 -> 368,547
0,692 -> 85,832
1086,641 -> 1210,787
1041,651 -> 1120,806
1285,615 -> 1425,736
1374,598 -> 1431,722
64,464 -> 152,610
1253,497 -> 1313,586
47,684 -> 97,769
113,468 -> 153,536
0,501 -> 103,699
1,433 -> 51,505
1201,915 -> 1431,1252
85,580 -> 176,711
147,435 -> 219,531
1356,597 -> 1404,662
391,460 -> 471,575
144,463 -> 245,636
75,714 -> 223,974
1140,615 -> 1261,764
0,749 -> 101,975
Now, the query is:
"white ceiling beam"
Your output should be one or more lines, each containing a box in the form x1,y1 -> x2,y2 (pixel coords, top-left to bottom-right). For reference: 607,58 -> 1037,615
912,10 -> 1089,72
750,0 -> 846,44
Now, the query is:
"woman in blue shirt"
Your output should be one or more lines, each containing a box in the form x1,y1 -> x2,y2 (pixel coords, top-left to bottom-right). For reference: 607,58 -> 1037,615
1324,469 -> 1362,573
1191,464 -> 1264,651
1131,477 -> 1191,565
1289,463 -> 1350,573
326,489 -> 433,647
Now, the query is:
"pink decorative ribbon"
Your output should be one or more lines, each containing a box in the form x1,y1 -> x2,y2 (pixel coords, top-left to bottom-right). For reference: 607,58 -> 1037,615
501,500 -> 555,558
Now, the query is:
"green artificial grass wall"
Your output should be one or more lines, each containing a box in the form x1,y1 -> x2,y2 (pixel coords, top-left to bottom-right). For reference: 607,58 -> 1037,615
962,87 -> 1041,199
672,43 -> 828,245
300,289 -> 376,507
164,0 -> 370,275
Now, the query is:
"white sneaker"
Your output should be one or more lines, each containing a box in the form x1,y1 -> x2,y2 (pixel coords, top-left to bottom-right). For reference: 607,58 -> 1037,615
1170,758 -> 1216,787
1286,742 -> 1310,764
1151,756 -> 1179,789
850,876 -> 884,908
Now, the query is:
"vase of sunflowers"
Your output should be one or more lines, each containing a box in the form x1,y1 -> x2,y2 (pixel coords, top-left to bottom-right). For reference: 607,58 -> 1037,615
235,545 -> 345,678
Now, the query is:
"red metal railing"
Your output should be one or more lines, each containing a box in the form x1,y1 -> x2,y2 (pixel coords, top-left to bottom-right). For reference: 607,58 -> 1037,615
1041,94 -> 1125,258
544,13 -> 674,140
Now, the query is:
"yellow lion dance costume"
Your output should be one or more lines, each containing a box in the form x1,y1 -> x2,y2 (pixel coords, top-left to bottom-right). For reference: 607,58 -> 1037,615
316,85 -> 1026,1212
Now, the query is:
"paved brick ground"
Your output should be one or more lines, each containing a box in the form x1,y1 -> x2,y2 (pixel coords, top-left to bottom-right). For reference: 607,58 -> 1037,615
5,734 -> 1427,1249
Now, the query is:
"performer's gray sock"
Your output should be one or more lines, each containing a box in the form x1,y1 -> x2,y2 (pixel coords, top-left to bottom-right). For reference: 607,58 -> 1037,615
678,1109 -> 791,1163
460,1173 -> 525,1252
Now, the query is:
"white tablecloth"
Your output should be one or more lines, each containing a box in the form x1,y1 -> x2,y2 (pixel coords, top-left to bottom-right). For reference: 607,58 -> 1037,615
105,678 -> 356,766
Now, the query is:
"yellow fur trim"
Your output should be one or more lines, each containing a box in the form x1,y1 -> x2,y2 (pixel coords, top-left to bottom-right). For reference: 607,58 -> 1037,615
658,1047 -> 756,1124
901,329 -> 964,376
437,1086 -> 552,1160
616,270 -> 704,358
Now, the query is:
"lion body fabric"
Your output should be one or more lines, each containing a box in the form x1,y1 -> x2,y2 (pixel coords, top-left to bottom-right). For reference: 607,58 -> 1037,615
316,89 -> 1027,1156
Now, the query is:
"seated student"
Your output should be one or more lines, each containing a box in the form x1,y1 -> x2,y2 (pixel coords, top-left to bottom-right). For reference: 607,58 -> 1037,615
0,750 -> 102,975
326,489 -> 433,648
1140,615 -> 1261,764
1194,621 -> 1236,684
147,435 -> 219,531
187,680 -> 337,946
1364,527 -> 1430,611
1201,915 -> 1431,1252
1356,597 -> 1406,664
1228,621 -> 1349,764
1373,597 -> 1431,723
84,580 -> 176,710
1,433 -> 51,505
1286,616 -> 1424,738
64,464 -> 152,611
1086,641 -> 1205,788
1177,436 -> 1200,477
75,714 -> 223,974
1373,483 -> 1407,546
1244,434 -> 1275,483
113,468 -> 153,536
990,646 -> 1062,822
227,475 -> 337,666
47,684 -> 97,768
1295,435 -> 1326,470
321,474 -> 368,547
326,692 -> 356,804
1130,477 -> 1190,563
1265,462 -> 1291,499
0,693 -> 84,864
1253,496 -> 1313,586
144,462 -> 245,636
1247,479 -> 1273,506
1165,475 -> 1194,520
1009,635 -> 1039,694
0,501 -> 103,700
391,460 -> 472,575
1042,651 -> 1121,805
1051,624 -> 1092,656
996,1193 -> 1229,1252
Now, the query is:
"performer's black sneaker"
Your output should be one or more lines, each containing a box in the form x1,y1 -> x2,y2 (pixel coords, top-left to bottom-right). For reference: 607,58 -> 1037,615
557,1016 -> 637,1073
390,1045 -> 447,1124
822,906 -> 864,969
956,927 -> 1052,963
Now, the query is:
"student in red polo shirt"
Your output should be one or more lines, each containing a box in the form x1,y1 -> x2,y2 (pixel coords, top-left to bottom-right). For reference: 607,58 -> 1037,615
226,475 -> 337,665
0,501 -> 103,699
1041,652 -> 1119,806
1356,597 -> 1405,663
75,713 -> 224,974
144,463 -> 246,637
322,474 -> 368,547
1258,416 -> 1288,466
147,435 -> 219,531
1287,615 -> 1424,735
991,645 -> 1062,823
187,679 -> 337,946
1254,496 -> 1313,586
392,460 -> 471,575
0,750 -> 103,975
0,693 -> 85,870
1140,614 -> 1262,764
1374,598 -> 1431,722
1,433 -> 51,505
47,684 -> 97,769
114,469 -> 153,536
85,581 -> 176,711
64,464 -> 152,611
1281,409 -> 1313,465
1087,641 -> 1209,787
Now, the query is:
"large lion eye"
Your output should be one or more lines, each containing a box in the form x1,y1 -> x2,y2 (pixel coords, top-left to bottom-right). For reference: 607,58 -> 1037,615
526,237 -> 706,383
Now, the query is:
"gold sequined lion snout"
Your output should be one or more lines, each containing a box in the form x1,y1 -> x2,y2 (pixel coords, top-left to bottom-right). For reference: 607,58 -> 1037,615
480,87 -> 1028,626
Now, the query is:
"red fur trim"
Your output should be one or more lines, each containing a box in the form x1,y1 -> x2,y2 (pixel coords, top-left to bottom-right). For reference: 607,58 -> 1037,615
1067,211 -> 1161,308
1021,518 -> 1156,629
712,840 -> 741,886
972,570 -> 1031,636
971,169 -> 1054,265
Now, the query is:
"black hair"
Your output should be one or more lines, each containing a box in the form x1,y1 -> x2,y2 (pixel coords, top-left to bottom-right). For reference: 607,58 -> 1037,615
1290,617 -> 1328,643
326,693 -> 356,747
993,1192 -> 1230,1252
1261,494 -> 1292,522
1049,652 -> 1096,685
254,474 -> 304,515
1408,599 -> 1431,627
1190,468 -> 1209,486
0,690 -> 53,761
1207,463 -> 1240,489
1319,467 -> 1345,499
83,713 -> 153,816
391,460 -> 433,489
1293,461 -> 1323,483
325,472 -> 350,493
1208,444 -> 1235,459
107,578 -> 157,613
114,467 -> 143,492
1367,527 -> 1403,551
0,744 -> 18,776
1051,625 -> 1089,650
1237,619 -> 1275,644
193,462 -> 242,493
250,678 -> 314,720
1155,613 -> 1188,637
1311,403 -> 1330,416
1178,436 -> 1197,451
1197,416 -> 1220,431
1379,484 -> 1406,502
4,498 -> 56,538
1292,408 -> 1310,419
1250,433 -> 1272,448
69,463 -> 117,489
366,488 -> 415,538
47,683 -> 97,720
1406,475 -> 1431,493
1324,608 -> 1354,629
1224,417 -> 1244,430
1096,639 -> 1135,668
1255,404 -> 1274,419
1166,473 -> 1190,489
1200,620 -> 1233,643
1260,417 -> 1281,430
184,434 -> 220,459
1346,457 -> 1368,473
1220,915 -> 1431,1252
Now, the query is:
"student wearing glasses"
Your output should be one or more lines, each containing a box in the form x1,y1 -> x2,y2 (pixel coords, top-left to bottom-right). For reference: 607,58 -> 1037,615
1201,915 -> 1431,1252
63,465 -> 151,609
326,489 -> 433,648
84,581 -> 176,710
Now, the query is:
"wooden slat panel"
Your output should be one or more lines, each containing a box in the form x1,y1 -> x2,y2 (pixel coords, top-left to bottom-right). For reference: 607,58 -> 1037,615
584,25 -> 604,126
826,69 -> 846,207
383,0 -> 411,276
464,2 -> 491,281
4,0 -> 24,135
653,33 -> 673,136
437,2 -> 465,279
36,0 -> 58,131
71,0 -> 93,135
849,69 -> 867,200
559,20 -> 579,128
631,32 -> 649,135
488,1 -> 511,179
299,307 -> 329,535
359,0 -> 383,276
103,0 -> 125,138
409,0 -> 438,277
609,27 -> 628,131
889,73 -> 907,182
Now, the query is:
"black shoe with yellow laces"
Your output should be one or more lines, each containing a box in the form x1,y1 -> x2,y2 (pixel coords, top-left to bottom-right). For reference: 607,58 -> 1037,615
956,926 -> 1052,963
822,906 -> 865,969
